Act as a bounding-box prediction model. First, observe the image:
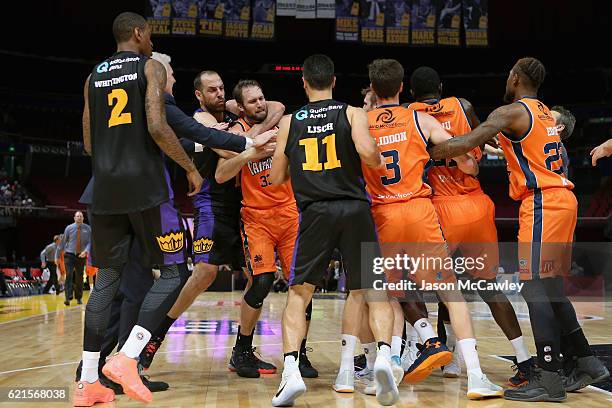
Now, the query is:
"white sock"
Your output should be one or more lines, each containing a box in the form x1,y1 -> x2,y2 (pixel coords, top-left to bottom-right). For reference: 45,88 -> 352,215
414,318 -> 437,342
444,323 -> 456,349
510,336 -> 531,363
339,334 -> 357,373
405,322 -> 419,345
284,354 -> 299,374
120,325 -> 152,359
80,351 -> 100,383
457,338 -> 483,377
391,336 -> 402,358
377,343 -> 391,360
364,342 -> 377,370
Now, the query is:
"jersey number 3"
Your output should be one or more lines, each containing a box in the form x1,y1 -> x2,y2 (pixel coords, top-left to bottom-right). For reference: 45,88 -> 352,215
108,89 -> 132,128
299,134 -> 342,171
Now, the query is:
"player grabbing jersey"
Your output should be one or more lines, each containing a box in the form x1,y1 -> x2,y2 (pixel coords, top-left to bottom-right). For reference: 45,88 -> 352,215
429,57 -> 609,402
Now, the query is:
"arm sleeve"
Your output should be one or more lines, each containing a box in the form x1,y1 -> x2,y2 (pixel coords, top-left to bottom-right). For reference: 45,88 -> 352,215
165,103 -> 247,153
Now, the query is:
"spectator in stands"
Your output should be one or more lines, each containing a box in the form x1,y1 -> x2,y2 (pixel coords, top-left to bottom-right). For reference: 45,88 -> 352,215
41,234 -> 62,295
58,211 -> 91,306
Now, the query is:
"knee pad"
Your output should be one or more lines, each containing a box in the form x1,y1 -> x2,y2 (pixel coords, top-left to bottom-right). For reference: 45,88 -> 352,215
305,300 -> 312,321
243,272 -> 274,309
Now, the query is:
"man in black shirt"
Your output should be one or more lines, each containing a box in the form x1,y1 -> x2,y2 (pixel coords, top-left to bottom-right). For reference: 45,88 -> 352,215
269,54 -> 397,406
75,12 -> 203,406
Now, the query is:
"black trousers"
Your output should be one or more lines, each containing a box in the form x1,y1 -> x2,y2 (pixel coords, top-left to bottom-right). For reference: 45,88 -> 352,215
42,263 -> 60,294
64,253 -> 86,301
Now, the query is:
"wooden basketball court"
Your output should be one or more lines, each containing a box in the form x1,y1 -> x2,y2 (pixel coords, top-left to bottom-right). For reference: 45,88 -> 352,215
0,291 -> 610,407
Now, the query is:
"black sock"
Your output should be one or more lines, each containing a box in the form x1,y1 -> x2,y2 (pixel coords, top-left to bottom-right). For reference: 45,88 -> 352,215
284,351 -> 299,361
566,328 -> 593,358
300,338 -> 307,354
536,341 -> 561,372
236,325 -> 253,348
377,341 -> 390,350
154,315 -> 176,341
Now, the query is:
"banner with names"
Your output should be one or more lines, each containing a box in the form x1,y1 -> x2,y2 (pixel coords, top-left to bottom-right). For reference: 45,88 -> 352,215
198,0 -> 224,37
360,0 -> 385,44
317,0 -> 336,18
463,0 -> 488,46
251,0 -> 276,40
277,0 -> 296,15
296,0 -> 316,18
410,0 -> 435,46
336,0 -> 360,42
224,0 -> 251,38
436,0 -> 461,46
385,0 -> 410,45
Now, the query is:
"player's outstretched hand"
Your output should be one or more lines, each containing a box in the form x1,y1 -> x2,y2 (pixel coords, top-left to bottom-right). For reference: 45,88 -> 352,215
187,170 -> 204,196
590,139 -> 612,166
212,122 -> 229,131
253,129 -> 277,148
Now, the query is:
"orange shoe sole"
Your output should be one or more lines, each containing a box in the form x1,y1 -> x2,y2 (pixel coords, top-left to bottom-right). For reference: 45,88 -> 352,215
103,361 -> 152,403
403,351 -> 453,383
73,392 -> 115,407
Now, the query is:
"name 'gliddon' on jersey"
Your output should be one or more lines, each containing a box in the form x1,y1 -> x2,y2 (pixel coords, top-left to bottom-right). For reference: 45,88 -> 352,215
285,100 -> 368,210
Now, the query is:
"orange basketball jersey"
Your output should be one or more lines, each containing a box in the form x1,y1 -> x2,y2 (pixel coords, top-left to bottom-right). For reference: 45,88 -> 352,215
362,106 -> 431,206
498,98 -> 574,201
234,118 -> 295,209
408,97 -> 483,197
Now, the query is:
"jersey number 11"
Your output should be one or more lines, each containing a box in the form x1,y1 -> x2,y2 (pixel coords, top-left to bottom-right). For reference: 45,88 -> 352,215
299,134 -> 342,171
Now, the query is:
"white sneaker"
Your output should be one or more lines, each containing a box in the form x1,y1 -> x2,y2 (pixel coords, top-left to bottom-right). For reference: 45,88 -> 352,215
401,339 -> 419,372
442,347 -> 462,378
333,369 -> 354,393
374,355 -> 399,406
358,369 -> 376,396
390,355 -> 404,386
272,370 -> 307,407
466,371 -> 503,400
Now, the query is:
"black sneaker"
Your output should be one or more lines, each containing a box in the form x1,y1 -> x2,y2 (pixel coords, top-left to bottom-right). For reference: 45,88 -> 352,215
508,357 -> 534,387
564,355 -> 610,392
354,354 -> 366,372
139,336 -> 164,370
299,348 -> 319,378
404,337 -> 452,383
248,347 -> 277,374
504,367 -> 567,402
228,346 -> 261,378
141,375 -> 169,392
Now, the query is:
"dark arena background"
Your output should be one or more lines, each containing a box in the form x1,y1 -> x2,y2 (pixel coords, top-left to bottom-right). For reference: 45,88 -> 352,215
0,0 -> 611,407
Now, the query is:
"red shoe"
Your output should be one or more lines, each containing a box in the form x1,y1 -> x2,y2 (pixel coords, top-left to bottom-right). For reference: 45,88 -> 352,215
102,352 -> 152,403
73,380 -> 115,407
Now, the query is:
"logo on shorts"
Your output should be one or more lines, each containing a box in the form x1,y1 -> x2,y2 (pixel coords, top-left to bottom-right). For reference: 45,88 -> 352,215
254,254 -> 263,265
542,260 -> 555,273
193,237 -> 214,254
519,258 -> 529,273
156,231 -> 184,253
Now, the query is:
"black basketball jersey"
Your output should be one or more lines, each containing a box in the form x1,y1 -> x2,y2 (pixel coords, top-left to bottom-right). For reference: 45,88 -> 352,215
88,51 -> 170,214
285,99 -> 368,210
192,109 -> 242,213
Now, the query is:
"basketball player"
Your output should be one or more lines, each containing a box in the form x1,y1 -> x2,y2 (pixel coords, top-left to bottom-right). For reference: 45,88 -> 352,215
361,59 -> 502,399
408,66 -> 531,386
269,54 -> 399,407
590,139 -> 612,165
138,71 -> 280,375
74,12 -> 203,406
550,106 -> 576,178
428,57 -> 609,401
214,79 -> 319,379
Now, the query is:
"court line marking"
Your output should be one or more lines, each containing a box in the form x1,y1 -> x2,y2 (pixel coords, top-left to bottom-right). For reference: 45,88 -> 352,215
490,355 -> 612,397
0,340 -> 339,376
0,305 -> 83,326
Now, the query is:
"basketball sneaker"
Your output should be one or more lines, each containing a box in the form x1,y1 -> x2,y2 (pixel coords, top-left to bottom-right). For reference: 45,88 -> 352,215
400,339 -> 419,372
442,346 -> 463,378
404,337 -> 452,383
272,369 -> 306,407
508,357 -> 534,387
299,347 -> 318,378
374,354 -> 400,406
564,355 -> 610,392
72,380 -> 114,407
356,368 -> 376,395
102,352 -> 152,403
333,369 -> 354,393
504,367 -> 566,402
467,371 -> 504,399
139,335 -> 163,370
390,355 -> 404,385
353,353 -> 366,371
228,346 -> 276,377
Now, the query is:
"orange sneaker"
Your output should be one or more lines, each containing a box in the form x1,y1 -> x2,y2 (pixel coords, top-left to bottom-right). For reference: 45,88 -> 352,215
73,380 -> 115,407
102,352 -> 152,403
403,337 -> 453,383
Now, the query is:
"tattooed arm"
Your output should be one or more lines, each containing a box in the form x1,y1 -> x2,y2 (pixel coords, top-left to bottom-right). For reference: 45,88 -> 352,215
82,75 -> 91,155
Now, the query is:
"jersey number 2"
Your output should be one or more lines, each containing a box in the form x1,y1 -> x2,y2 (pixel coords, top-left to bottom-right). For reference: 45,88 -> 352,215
299,134 -> 342,171
108,89 -> 132,128
543,142 -> 565,175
